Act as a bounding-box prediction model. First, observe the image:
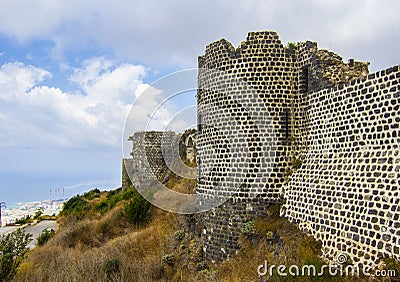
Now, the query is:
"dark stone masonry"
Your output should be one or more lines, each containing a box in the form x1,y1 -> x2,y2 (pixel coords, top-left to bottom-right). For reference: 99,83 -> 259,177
122,130 -> 197,190
284,65 -> 400,267
124,31 -> 399,268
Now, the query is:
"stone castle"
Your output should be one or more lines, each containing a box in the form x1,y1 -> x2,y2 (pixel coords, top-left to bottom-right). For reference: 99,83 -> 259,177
123,31 -> 400,268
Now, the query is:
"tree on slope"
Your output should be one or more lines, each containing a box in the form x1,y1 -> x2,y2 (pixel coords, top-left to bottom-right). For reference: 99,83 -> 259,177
0,229 -> 32,281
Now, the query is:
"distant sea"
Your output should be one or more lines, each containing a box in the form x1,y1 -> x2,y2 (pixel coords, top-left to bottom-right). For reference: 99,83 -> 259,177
1,172 -> 120,207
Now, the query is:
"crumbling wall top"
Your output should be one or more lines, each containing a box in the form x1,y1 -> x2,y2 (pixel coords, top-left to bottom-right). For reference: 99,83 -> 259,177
199,30 -> 285,66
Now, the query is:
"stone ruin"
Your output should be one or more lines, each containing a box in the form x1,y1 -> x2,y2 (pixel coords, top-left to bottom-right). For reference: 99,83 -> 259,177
124,31 -> 399,268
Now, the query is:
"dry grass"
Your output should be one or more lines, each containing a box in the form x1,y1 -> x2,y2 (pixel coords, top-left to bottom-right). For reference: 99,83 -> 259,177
213,205 -> 372,282
165,174 -> 197,194
14,200 -> 345,282
15,180 -> 202,282
15,207 -> 180,282
14,190 -> 384,282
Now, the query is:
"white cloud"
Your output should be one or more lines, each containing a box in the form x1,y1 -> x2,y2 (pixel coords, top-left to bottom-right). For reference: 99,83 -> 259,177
0,0 -> 398,150
0,59 -> 149,149
0,58 -> 196,156
0,0 -> 398,70
125,85 -> 171,132
0,62 -> 51,99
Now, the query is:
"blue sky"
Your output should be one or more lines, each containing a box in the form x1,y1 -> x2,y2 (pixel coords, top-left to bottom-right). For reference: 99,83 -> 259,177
0,0 -> 399,205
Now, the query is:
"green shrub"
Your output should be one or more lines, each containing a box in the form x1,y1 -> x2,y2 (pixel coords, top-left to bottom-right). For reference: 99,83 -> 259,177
100,220 -> 110,234
266,230 -> 274,241
196,269 -> 216,280
241,221 -> 256,235
107,188 -> 122,200
15,215 -> 33,225
83,188 -> 101,200
93,187 -> 138,216
107,189 -> 123,209
37,228 -> 55,246
287,41 -> 298,50
196,261 -> 208,271
161,254 -> 175,266
60,195 -> 89,219
174,229 -> 185,241
121,188 -> 135,200
122,190 -> 151,225
0,229 -> 32,281
33,208 -> 44,220
95,200 -> 109,215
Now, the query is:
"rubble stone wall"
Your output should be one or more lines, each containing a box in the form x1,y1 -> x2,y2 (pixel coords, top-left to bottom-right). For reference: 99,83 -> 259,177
197,30 -> 399,267
283,65 -> 400,267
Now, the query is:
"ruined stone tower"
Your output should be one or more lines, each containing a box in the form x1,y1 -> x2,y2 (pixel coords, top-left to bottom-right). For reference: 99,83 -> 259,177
196,30 -> 399,267
124,30 -> 399,268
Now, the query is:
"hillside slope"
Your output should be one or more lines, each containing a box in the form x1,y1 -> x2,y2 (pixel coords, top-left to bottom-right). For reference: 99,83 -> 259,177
14,181 -> 397,281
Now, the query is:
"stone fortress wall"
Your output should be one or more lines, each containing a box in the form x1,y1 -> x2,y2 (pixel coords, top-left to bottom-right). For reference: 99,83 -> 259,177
123,30 -> 399,268
284,66 -> 400,267
122,131 -> 176,190
122,130 -> 197,190
196,30 -> 399,267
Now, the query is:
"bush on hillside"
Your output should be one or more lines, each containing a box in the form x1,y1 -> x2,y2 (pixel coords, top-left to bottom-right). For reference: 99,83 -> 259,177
82,188 -> 101,200
15,215 -> 33,225
240,221 -> 256,235
37,228 -> 55,246
95,187 -> 137,215
122,190 -> 151,225
161,254 -> 175,266
60,195 -> 89,219
0,229 -> 32,281
33,208 -> 44,220
174,229 -> 185,241
95,200 -> 109,215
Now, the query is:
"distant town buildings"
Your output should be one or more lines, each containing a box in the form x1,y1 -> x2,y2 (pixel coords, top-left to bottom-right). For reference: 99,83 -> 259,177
0,200 -> 64,226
